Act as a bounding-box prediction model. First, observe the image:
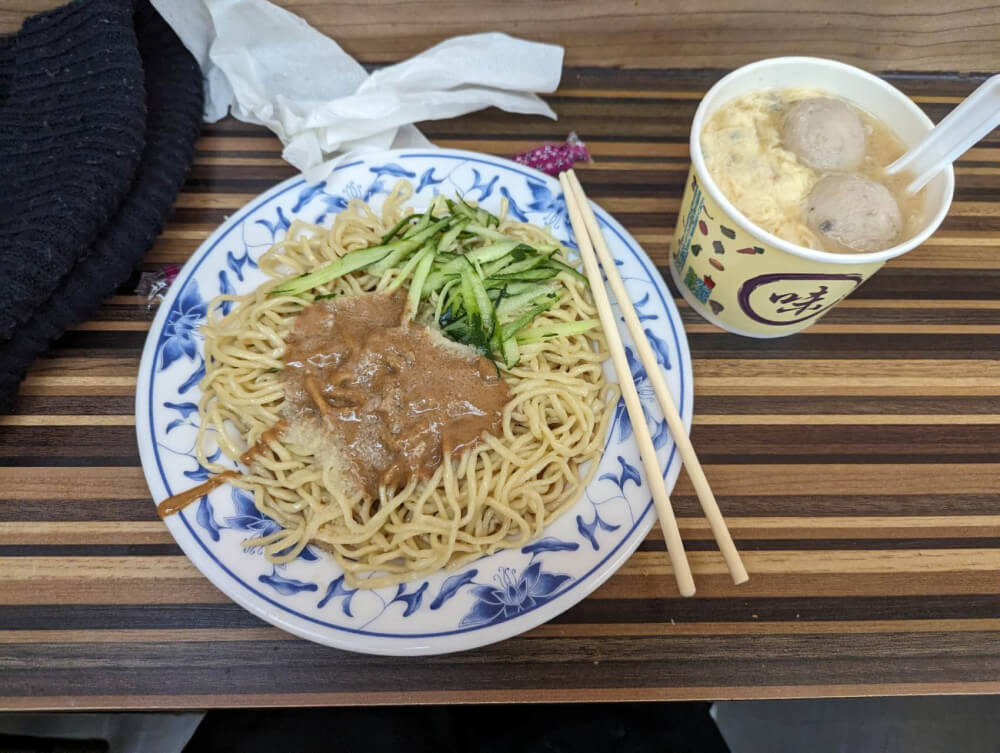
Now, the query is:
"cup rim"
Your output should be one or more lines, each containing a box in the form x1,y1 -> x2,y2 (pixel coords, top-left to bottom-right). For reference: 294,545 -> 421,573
689,56 -> 956,265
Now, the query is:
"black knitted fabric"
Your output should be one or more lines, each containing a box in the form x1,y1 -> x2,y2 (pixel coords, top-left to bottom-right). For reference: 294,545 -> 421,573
0,0 -> 203,411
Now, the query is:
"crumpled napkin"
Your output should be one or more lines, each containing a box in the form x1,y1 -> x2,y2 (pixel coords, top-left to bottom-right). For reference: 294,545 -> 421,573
150,0 -> 563,179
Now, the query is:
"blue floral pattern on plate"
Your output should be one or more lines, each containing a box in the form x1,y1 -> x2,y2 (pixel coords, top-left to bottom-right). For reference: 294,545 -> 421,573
135,149 -> 692,656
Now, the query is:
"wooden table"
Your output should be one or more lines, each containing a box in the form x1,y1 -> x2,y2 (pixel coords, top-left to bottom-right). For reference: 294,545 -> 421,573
1,68 -> 999,710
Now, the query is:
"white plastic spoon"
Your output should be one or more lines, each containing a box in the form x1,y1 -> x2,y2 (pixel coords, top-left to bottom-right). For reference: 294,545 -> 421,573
886,75 -> 1000,195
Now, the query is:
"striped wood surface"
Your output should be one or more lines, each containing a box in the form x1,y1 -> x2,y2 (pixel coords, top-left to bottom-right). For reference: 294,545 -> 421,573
2,69 -> 999,710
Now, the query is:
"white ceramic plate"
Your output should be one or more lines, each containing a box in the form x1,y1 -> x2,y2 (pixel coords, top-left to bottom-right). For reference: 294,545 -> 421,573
136,148 -> 693,655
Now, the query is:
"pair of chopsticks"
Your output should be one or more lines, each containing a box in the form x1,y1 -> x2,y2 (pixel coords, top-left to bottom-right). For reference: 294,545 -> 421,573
558,169 -> 748,597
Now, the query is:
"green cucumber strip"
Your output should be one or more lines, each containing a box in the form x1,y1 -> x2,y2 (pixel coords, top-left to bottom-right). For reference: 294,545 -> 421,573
459,259 -> 479,320
428,194 -> 448,216
460,258 -> 494,341
411,216 -> 452,241
269,244 -> 394,296
516,319 -> 600,344
506,282 -> 556,298
422,269 -> 456,295
461,198 -> 499,228
476,203 -> 500,227
480,277 -> 505,292
369,218 -> 450,275
544,256 -> 589,283
465,223 -> 510,242
488,284 -> 508,305
434,279 -> 459,324
427,240 -> 511,284
379,214 -> 416,244
499,296 -> 560,341
469,274 -> 495,338
442,281 -> 464,320
424,247 -> 474,292
407,248 -> 436,318
437,218 -> 469,252
314,293 -> 338,301
368,244 -> 417,276
480,247 -> 526,278
440,254 -> 477,275
500,337 -> 520,368
386,242 -> 434,293
482,274 -> 545,292
488,267 -> 559,282
496,285 -> 559,320
483,248 -> 547,278
401,211 -> 431,239
449,198 -> 478,221
432,251 -> 462,265
534,244 -> 561,254
270,218 -> 447,296
465,240 -> 521,264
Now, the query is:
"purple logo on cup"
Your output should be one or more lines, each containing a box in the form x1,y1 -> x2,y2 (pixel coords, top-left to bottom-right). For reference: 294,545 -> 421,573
737,272 -> 864,326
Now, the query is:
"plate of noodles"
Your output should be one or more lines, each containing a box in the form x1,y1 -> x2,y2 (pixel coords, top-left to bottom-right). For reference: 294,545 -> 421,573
136,148 -> 692,655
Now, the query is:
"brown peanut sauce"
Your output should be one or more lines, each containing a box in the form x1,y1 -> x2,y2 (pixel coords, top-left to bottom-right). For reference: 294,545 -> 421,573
157,471 -> 238,518
282,289 -> 510,498
239,420 -> 288,465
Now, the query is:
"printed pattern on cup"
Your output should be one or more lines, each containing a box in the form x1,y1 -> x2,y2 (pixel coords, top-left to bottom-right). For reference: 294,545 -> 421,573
672,174 -> 739,316
673,175 -> 705,275
683,267 -> 715,303
737,272 -> 864,326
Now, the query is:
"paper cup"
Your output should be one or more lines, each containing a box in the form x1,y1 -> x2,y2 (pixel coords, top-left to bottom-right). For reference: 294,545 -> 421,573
669,57 -> 954,337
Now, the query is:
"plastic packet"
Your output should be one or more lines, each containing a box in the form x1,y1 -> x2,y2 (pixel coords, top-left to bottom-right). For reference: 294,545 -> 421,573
135,264 -> 180,309
511,132 -> 591,175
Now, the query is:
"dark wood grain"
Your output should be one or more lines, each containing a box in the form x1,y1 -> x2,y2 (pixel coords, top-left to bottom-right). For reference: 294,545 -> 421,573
1,69 -> 999,709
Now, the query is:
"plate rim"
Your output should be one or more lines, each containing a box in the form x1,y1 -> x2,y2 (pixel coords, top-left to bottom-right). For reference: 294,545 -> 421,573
135,147 -> 694,655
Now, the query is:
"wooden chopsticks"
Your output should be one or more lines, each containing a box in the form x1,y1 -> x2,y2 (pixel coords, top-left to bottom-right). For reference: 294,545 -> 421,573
559,169 -> 749,596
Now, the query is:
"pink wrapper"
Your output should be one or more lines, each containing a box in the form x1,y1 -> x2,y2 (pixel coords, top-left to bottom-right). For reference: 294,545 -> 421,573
511,133 -> 591,176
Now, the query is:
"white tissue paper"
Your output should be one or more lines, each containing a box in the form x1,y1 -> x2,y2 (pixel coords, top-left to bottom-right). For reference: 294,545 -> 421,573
150,0 -> 564,180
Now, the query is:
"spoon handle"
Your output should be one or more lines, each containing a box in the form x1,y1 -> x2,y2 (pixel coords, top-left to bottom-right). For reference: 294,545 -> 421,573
886,75 -> 1000,195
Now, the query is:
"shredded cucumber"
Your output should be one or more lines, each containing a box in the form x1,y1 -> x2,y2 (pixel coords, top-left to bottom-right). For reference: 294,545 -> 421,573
270,219 -> 446,297
269,244 -> 394,297
499,337 -> 520,368
401,210 -> 432,239
379,213 -> 416,244
269,198 -> 596,366
499,296 -> 561,342
466,240 -> 521,265
407,248 -> 436,317
437,218 -> 469,252
516,319 -> 601,344
464,223 -> 509,242
386,242 -> 434,294
495,285 -> 559,320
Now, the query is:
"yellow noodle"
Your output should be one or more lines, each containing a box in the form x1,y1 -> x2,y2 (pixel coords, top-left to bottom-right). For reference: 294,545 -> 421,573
194,179 -> 618,589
